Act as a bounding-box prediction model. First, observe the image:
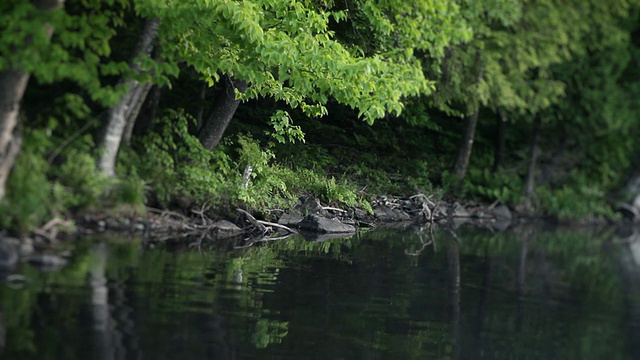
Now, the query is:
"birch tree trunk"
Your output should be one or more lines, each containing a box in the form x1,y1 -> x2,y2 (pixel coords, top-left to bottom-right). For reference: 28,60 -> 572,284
452,107 -> 480,180
198,75 -> 248,151
122,81 -> 153,146
523,118 -> 541,212
0,0 -> 65,200
98,17 -> 160,177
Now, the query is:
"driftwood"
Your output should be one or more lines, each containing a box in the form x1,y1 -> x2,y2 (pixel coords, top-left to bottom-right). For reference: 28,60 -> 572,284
235,208 -> 298,248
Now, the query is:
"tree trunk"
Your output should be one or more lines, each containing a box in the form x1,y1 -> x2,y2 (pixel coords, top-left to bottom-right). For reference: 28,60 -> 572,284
492,109 -> 507,173
523,118 -> 541,212
452,107 -> 480,180
98,17 -> 160,177
122,81 -> 153,146
198,75 -> 248,151
0,0 -> 65,200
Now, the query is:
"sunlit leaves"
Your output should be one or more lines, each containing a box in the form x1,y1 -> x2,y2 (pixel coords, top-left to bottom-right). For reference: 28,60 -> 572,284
153,0 -> 465,126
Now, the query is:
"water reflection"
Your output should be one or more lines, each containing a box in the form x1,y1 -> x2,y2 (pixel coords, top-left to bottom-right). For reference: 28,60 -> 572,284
0,225 -> 639,359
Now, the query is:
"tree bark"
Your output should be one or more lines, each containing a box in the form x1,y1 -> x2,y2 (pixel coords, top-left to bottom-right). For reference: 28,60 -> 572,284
122,81 -> 153,146
0,0 -> 65,200
98,17 -> 160,176
198,75 -> 248,151
523,118 -> 541,212
452,107 -> 480,180
492,109 -> 507,173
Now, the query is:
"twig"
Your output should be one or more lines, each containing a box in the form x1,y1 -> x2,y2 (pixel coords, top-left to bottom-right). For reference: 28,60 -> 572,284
255,219 -> 297,235
322,206 -> 347,213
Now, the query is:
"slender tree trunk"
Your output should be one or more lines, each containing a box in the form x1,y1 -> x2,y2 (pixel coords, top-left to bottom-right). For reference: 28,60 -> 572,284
492,109 -> 507,173
0,71 -> 28,201
98,17 -> 160,176
122,82 -> 153,146
0,0 -> 64,200
523,118 -> 541,212
198,75 -> 248,151
452,107 -> 480,180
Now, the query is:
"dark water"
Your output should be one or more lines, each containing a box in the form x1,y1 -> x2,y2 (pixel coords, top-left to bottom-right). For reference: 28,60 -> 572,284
2,225 -> 640,359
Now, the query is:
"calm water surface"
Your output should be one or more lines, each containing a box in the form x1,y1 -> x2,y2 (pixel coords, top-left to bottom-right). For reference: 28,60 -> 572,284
2,225 -> 640,359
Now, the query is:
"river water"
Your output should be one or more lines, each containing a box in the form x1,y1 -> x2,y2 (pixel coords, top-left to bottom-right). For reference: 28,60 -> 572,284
1,224 -> 640,359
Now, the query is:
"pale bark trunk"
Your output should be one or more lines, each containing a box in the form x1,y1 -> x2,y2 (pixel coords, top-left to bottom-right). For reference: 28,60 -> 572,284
0,71 -> 29,201
452,107 -> 480,180
98,17 -> 160,176
198,75 -> 248,151
452,52 -> 483,181
122,81 -> 153,146
0,0 -> 64,200
523,118 -> 541,212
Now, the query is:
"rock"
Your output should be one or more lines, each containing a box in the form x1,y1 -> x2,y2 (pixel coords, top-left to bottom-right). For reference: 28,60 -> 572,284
28,254 -> 68,271
297,196 -> 328,216
354,209 -> 369,220
0,239 -> 19,270
298,215 -> 356,234
18,238 -> 34,257
97,220 -> 106,231
432,203 -> 449,220
278,212 -> 304,226
278,196 -> 329,226
373,206 -> 411,222
491,204 -> 513,220
212,220 -> 243,234
490,219 -> 511,232
451,202 -> 471,218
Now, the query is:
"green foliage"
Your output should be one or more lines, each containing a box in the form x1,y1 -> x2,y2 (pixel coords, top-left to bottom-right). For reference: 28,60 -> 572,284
265,110 -> 305,145
55,149 -> 110,209
156,0 -> 469,125
251,319 -> 289,349
465,168 -> 524,205
135,109 -> 233,206
235,135 -> 371,213
538,181 -> 618,221
1,138 -> 56,234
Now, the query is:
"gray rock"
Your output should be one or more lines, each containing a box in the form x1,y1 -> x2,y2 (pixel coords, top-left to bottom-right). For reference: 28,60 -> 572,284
298,215 -> 356,234
213,220 -> 242,232
491,204 -> 513,220
490,219 -> 511,232
212,220 -> 243,237
19,238 -> 34,257
354,209 -> 370,220
0,239 -> 19,270
451,202 -> 471,218
28,254 -> 68,270
296,196 -> 328,216
278,196 -> 330,226
278,212 -> 304,226
432,203 -> 449,220
373,206 -> 411,222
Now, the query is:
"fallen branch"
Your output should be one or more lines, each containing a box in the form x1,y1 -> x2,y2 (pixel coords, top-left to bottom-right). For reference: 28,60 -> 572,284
236,208 -> 267,235
255,219 -> 297,235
